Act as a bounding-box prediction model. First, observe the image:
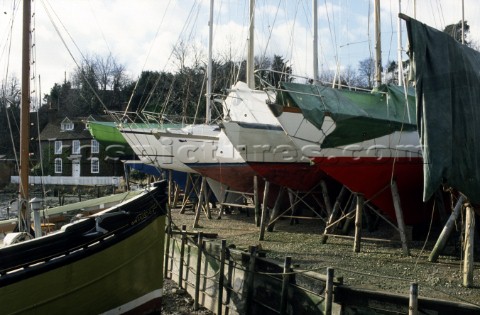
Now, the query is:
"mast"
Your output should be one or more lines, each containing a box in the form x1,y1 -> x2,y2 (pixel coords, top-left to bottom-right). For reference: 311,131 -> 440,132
246,0 -> 255,89
397,0 -> 403,86
312,0 -> 319,81
206,0 -> 213,124
461,0 -> 465,45
19,0 -> 31,232
374,0 -> 382,87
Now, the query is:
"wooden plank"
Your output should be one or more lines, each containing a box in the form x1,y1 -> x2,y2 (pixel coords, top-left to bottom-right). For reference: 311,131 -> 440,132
429,195 -> 464,262
463,204 -> 475,287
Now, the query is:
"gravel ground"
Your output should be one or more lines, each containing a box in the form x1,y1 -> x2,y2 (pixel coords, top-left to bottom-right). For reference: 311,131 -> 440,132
166,205 -> 480,309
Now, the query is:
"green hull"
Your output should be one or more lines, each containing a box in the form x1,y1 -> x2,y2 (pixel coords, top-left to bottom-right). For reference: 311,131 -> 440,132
1,215 -> 165,314
86,121 -> 182,158
86,121 -> 135,157
0,183 -> 167,315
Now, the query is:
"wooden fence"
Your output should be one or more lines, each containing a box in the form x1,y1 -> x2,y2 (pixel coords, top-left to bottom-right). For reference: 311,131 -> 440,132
164,225 -> 480,315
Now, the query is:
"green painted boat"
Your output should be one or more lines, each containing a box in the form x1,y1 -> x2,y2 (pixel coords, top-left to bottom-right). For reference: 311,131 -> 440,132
86,121 -> 182,158
86,121 -> 136,157
0,181 -> 168,314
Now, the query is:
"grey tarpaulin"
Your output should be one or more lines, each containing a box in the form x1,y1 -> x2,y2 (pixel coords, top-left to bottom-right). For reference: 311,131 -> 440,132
405,15 -> 480,203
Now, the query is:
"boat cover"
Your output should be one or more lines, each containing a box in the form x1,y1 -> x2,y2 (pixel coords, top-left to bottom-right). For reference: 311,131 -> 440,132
405,16 -> 480,203
278,82 -> 416,148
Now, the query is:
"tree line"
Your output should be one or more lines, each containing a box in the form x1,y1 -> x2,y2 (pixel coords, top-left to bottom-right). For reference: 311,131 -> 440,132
0,20 -> 474,161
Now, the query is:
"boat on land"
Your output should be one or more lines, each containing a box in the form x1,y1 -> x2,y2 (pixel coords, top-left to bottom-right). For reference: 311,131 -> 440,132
269,81 -> 429,225
221,81 -> 331,192
85,120 -> 137,158
0,2 -> 169,314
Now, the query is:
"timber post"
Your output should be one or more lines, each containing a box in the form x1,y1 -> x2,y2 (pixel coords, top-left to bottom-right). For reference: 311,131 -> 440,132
245,246 -> 257,315
194,232 -> 204,311
179,225 -> 187,289
463,203 -> 475,287
391,180 -> 410,256
409,282 -> 418,315
429,195 -> 465,262
225,245 -> 234,315
279,256 -> 292,315
325,267 -> 334,315
259,180 -> 270,240
353,194 -> 364,253
217,239 -> 227,315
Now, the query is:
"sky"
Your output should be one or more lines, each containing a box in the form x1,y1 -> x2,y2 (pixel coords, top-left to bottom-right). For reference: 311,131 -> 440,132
1,0 -> 479,101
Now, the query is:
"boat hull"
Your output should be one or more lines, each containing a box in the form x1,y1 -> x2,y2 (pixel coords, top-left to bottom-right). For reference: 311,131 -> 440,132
312,156 -> 427,225
0,185 -> 167,315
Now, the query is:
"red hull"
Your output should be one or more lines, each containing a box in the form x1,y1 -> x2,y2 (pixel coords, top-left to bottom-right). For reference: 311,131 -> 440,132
247,162 -> 328,191
312,156 -> 429,225
188,163 -> 280,207
188,163 -> 258,193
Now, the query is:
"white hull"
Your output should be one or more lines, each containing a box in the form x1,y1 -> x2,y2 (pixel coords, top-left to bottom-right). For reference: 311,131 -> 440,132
275,110 -> 422,159
119,127 -> 197,173
221,81 -> 307,163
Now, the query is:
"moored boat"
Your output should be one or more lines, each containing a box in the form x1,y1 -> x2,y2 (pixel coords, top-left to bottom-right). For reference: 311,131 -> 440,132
0,181 -> 168,314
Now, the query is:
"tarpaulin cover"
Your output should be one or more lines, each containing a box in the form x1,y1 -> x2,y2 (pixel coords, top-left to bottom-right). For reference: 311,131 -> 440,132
278,82 -> 416,148
406,16 -> 480,203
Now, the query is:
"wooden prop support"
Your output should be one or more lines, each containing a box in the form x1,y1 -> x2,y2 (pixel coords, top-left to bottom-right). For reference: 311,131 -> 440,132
429,195 -> 465,262
217,185 -> 230,219
391,180 -> 410,256
193,176 -> 207,228
320,180 -> 333,216
463,203 -> 475,287
267,186 -> 286,231
180,173 -> 193,213
194,232 -> 204,311
288,190 -> 298,225
325,267 -> 334,315
353,194 -> 364,253
279,256 -> 292,315
203,179 -> 212,219
259,180 -> 270,240
321,186 -> 348,244
253,176 -> 260,226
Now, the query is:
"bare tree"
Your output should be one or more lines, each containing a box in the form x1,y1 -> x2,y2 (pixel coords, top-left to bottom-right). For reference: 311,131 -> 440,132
357,57 -> 375,88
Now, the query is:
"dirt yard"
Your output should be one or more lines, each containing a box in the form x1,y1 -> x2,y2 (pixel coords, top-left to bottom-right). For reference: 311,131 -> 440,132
166,204 -> 480,309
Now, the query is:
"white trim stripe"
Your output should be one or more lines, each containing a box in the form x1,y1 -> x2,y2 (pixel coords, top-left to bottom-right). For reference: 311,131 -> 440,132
100,288 -> 163,315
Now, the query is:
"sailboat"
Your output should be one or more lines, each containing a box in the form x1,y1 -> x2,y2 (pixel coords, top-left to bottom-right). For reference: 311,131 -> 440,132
0,2 -> 168,314
265,1 -> 430,225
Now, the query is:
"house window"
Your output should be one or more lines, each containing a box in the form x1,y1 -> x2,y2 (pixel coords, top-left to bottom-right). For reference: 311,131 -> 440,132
91,139 -> 99,153
54,158 -> 62,174
91,157 -> 99,174
72,140 -> 80,154
61,118 -> 74,131
55,141 -> 62,154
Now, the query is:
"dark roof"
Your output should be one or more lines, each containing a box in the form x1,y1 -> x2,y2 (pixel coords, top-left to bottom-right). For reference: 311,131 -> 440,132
38,116 -> 92,141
